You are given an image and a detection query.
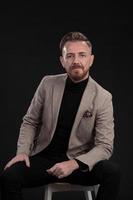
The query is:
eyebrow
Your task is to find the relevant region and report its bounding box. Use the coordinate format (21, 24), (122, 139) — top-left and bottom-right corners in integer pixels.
(66, 52), (88, 54)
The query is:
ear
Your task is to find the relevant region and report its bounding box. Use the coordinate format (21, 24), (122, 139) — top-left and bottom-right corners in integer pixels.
(90, 54), (94, 67)
(60, 56), (65, 69)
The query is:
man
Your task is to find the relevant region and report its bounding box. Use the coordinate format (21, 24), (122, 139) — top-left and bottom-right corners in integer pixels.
(0, 32), (121, 200)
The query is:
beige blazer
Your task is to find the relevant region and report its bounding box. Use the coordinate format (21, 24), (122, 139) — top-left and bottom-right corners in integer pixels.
(17, 73), (114, 170)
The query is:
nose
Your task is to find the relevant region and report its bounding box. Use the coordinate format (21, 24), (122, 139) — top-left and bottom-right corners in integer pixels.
(73, 55), (79, 64)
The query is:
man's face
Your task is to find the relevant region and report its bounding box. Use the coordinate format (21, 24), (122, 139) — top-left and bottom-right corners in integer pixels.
(60, 41), (94, 82)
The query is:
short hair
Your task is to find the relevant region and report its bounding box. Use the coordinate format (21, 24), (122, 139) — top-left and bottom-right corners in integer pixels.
(60, 32), (92, 54)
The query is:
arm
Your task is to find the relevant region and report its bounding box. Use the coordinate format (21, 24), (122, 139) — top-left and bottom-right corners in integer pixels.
(16, 77), (46, 155)
(75, 93), (114, 171)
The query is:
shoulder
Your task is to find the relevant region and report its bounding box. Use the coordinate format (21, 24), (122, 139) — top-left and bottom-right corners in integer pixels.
(38, 73), (67, 87)
(89, 76), (112, 99)
(89, 77), (113, 109)
(40, 73), (67, 84)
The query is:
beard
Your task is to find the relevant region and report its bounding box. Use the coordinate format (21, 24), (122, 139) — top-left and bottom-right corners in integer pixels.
(68, 64), (89, 81)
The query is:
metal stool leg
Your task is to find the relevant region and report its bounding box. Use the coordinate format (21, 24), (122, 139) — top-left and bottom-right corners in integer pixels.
(44, 185), (52, 200)
(84, 190), (93, 200)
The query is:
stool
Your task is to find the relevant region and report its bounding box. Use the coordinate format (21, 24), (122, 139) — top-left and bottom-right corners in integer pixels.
(44, 183), (99, 200)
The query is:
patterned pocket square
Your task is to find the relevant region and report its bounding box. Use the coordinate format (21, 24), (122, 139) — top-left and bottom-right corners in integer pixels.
(83, 110), (93, 118)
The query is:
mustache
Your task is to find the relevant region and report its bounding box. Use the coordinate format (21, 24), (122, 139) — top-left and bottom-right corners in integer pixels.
(70, 64), (84, 70)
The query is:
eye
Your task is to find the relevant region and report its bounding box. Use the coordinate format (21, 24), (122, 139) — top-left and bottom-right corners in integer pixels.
(67, 55), (72, 58)
(80, 54), (86, 57)
(66, 54), (73, 59)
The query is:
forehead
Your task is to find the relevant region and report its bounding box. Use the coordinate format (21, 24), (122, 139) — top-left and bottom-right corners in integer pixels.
(63, 41), (91, 54)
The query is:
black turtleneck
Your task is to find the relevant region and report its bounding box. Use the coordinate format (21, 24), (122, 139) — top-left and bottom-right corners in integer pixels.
(39, 76), (89, 171)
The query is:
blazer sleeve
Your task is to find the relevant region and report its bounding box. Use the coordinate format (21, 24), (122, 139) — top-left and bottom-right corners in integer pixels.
(75, 93), (114, 171)
(16, 77), (47, 155)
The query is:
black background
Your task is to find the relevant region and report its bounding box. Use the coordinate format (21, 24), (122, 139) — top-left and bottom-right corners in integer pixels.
(0, 2), (133, 200)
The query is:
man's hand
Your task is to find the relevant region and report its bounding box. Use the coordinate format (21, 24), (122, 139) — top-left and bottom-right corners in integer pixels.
(46, 159), (79, 179)
(4, 153), (30, 170)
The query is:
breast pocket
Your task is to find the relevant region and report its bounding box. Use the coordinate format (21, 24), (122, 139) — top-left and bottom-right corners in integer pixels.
(76, 116), (95, 143)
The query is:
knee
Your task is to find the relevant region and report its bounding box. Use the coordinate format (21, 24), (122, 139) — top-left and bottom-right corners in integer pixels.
(1, 168), (17, 185)
(0, 164), (23, 185)
(102, 160), (122, 182)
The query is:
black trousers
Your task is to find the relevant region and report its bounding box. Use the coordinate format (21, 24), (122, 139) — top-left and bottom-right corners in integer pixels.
(0, 153), (121, 200)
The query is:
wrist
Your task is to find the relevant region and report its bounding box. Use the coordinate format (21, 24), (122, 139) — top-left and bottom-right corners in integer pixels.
(74, 159), (89, 172)
(70, 159), (79, 170)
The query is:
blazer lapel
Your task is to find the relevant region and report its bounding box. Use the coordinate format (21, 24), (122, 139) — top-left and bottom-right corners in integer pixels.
(51, 74), (67, 135)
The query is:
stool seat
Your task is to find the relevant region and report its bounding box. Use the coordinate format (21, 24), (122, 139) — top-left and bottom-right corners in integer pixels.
(44, 183), (99, 200)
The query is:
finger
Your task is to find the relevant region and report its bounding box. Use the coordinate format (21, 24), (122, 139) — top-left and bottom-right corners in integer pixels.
(47, 165), (57, 175)
(4, 164), (9, 170)
(46, 169), (51, 174)
(58, 174), (64, 179)
(46, 168), (54, 174)
(4, 159), (16, 170)
(53, 168), (62, 177)
(25, 156), (30, 167)
(47, 165), (56, 173)
(4, 159), (14, 170)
